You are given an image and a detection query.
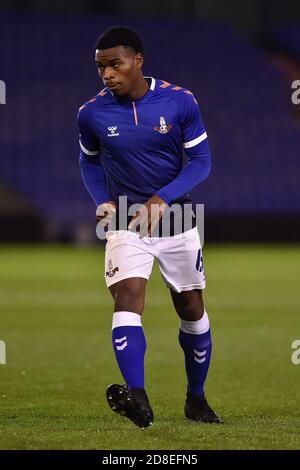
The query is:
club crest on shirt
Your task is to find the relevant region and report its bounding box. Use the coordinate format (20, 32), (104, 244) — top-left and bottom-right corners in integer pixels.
(106, 259), (119, 278)
(154, 116), (172, 134)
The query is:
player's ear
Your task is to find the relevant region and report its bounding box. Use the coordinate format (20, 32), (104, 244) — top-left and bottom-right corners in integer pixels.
(135, 53), (143, 69)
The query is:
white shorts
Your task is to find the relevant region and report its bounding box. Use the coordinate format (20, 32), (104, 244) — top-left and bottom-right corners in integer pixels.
(104, 227), (206, 293)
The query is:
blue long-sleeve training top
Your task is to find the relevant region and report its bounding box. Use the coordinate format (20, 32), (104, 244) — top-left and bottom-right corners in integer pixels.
(78, 76), (211, 207)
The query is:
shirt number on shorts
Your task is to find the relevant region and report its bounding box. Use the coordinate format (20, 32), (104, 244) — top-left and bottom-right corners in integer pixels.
(196, 249), (203, 272)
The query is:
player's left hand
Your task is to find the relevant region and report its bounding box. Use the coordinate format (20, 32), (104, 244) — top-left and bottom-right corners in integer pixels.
(128, 195), (168, 238)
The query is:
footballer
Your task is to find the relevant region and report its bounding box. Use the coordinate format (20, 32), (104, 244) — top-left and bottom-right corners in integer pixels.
(78, 26), (222, 428)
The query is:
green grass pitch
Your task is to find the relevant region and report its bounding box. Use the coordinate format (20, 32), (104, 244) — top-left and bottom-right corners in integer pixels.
(0, 244), (299, 450)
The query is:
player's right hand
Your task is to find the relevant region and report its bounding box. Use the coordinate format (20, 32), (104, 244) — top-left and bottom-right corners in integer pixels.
(96, 201), (117, 227)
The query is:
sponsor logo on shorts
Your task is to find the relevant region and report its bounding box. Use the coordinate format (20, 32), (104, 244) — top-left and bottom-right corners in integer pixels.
(106, 259), (119, 278)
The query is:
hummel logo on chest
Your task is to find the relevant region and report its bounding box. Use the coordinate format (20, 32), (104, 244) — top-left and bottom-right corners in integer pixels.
(107, 126), (119, 137)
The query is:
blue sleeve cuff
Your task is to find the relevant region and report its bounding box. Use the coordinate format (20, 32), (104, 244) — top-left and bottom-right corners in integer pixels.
(79, 151), (110, 206)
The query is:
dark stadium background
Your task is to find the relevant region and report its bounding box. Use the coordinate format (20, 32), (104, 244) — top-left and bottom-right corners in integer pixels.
(0, 0), (299, 452)
(0, 0), (300, 243)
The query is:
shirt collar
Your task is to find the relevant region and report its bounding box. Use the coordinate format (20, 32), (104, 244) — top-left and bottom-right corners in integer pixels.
(105, 76), (156, 104)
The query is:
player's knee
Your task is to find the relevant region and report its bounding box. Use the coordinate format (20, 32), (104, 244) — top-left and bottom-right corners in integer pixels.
(179, 304), (203, 321)
(172, 289), (204, 321)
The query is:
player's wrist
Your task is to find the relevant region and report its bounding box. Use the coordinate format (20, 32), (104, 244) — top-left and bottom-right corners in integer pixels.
(154, 192), (170, 206)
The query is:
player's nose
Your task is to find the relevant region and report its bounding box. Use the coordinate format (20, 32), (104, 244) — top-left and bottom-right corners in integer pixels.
(103, 67), (115, 81)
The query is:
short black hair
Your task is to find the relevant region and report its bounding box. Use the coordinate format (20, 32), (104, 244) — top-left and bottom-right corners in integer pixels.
(95, 26), (143, 54)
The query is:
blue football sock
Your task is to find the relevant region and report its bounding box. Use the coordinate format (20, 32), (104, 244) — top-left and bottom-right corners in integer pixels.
(179, 311), (212, 397)
(112, 311), (146, 390)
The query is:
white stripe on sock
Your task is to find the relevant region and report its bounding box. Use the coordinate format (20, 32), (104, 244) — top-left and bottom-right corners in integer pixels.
(180, 311), (210, 335)
(112, 311), (142, 330)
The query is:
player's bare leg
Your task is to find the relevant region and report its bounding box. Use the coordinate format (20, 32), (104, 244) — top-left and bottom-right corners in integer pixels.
(106, 277), (153, 428)
(109, 277), (146, 315)
(171, 289), (205, 321)
(170, 288), (222, 423)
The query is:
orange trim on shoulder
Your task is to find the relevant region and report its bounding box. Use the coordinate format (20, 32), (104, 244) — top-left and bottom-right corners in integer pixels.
(172, 86), (183, 91)
(98, 91), (107, 96)
(159, 80), (171, 88)
(184, 90), (193, 95)
(88, 98), (97, 103)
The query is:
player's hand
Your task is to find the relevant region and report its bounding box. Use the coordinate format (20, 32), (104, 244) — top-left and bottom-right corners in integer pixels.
(96, 201), (117, 227)
(128, 195), (167, 238)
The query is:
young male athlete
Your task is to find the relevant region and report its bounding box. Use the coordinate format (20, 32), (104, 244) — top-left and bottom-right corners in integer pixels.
(78, 26), (222, 428)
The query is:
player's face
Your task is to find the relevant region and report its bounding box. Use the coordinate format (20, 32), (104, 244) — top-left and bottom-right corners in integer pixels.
(95, 46), (143, 96)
